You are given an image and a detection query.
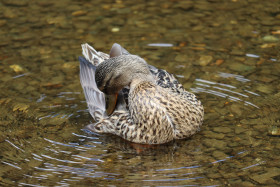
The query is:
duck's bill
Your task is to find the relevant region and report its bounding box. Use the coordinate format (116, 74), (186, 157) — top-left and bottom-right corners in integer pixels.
(105, 94), (118, 116)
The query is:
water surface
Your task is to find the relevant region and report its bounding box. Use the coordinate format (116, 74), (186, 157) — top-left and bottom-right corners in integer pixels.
(0, 0), (280, 186)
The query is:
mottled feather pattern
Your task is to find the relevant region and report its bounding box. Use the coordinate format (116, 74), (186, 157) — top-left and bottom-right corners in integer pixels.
(81, 43), (204, 144)
(87, 80), (203, 144)
(150, 66), (201, 106)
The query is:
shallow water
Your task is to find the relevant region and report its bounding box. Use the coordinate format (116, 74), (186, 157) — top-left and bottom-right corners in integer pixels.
(0, 0), (280, 186)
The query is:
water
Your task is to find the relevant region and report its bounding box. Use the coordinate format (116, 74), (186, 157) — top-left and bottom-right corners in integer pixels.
(0, 0), (279, 186)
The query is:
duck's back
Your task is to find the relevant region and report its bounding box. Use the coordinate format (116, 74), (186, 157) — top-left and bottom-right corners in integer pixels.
(128, 80), (203, 142)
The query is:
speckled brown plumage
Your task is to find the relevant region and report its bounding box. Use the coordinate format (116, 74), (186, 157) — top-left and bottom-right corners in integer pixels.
(79, 43), (204, 144)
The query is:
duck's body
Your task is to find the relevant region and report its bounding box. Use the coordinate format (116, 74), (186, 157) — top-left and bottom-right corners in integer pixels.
(79, 43), (203, 144)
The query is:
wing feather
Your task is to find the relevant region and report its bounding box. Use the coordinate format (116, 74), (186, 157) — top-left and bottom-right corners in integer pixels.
(79, 43), (130, 121)
(81, 43), (109, 65)
(79, 56), (106, 121)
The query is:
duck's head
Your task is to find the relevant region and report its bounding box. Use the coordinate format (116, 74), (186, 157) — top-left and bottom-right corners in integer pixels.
(95, 50), (153, 95)
(94, 43), (155, 115)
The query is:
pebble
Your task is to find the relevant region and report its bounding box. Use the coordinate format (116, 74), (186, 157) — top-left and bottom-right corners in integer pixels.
(0, 0), (279, 186)
(212, 127), (232, 134)
(250, 167), (280, 184)
(62, 62), (78, 73)
(262, 35), (279, 42)
(268, 126), (280, 136)
(215, 59), (224, 66)
(0, 20), (7, 27)
(203, 131), (225, 139)
(175, 54), (188, 62)
(116, 8), (131, 14)
(240, 118), (259, 125)
(9, 64), (24, 73)
(256, 84), (274, 94)
(235, 126), (247, 134)
(72, 10), (87, 16)
(260, 43), (277, 49)
(206, 172), (222, 179)
(257, 75), (278, 83)
(39, 116), (68, 127)
(198, 55), (213, 66)
(0, 40), (9, 46)
(19, 48), (39, 57)
(175, 1), (193, 10)
(212, 150), (228, 160)
(111, 27), (120, 32)
(12, 33), (34, 41)
(261, 18), (276, 26)
(73, 22), (88, 30)
(230, 104), (243, 116)
(2, 0), (28, 6)
(228, 62), (254, 72)
(230, 49), (244, 56)
(3, 8), (17, 18)
(204, 112), (220, 121)
(203, 138), (227, 149)
(13, 103), (29, 113)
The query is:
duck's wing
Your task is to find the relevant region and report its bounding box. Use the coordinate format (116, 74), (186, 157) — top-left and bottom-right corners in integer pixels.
(81, 42), (129, 64)
(79, 56), (106, 121)
(149, 65), (200, 105)
(148, 65), (184, 93)
(81, 43), (109, 65)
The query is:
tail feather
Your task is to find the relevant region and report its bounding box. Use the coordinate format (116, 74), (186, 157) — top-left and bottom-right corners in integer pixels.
(81, 43), (109, 65)
(79, 56), (106, 121)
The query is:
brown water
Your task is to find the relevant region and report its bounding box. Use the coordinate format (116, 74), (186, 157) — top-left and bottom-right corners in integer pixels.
(0, 0), (280, 186)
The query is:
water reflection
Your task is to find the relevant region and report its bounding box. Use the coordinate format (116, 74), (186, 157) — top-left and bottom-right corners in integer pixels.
(147, 43), (174, 47)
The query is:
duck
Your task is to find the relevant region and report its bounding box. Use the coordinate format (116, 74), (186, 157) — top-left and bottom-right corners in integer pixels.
(78, 43), (204, 144)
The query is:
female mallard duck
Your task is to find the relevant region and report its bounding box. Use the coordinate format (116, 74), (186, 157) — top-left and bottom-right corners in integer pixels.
(79, 43), (204, 144)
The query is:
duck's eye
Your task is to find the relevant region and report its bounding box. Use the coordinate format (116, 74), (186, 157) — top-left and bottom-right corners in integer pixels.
(105, 94), (118, 116)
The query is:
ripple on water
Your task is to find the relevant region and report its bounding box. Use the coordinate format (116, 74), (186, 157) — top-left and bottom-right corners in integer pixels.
(191, 72), (260, 108)
(0, 66), (277, 187)
(1, 0), (280, 185)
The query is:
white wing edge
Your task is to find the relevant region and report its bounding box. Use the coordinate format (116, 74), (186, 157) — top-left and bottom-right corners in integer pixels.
(81, 43), (109, 65)
(79, 56), (106, 121)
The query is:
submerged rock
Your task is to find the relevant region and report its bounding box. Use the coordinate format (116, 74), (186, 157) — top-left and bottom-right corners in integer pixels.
(0, 20), (7, 27)
(235, 126), (247, 134)
(72, 10), (87, 16)
(9, 64), (24, 73)
(13, 103), (29, 113)
(212, 150), (228, 160)
(198, 55), (213, 66)
(203, 131), (225, 139)
(250, 167), (280, 184)
(268, 126), (280, 136)
(203, 138), (227, 149)
(2, 0), (28, 6)
(175, 54), (188, 62)
(213, 127), (232, 134)
(256, 84), (275, 94)
(228, 62), (254, 72)
(262, 35), (279, 42)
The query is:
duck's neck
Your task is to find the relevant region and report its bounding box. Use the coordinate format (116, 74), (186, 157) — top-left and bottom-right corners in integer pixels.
(129, 74), (155, 92)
